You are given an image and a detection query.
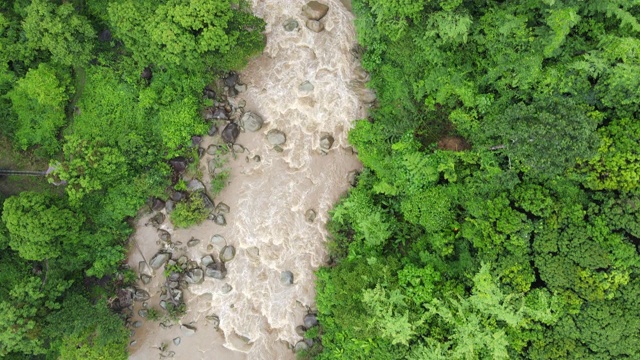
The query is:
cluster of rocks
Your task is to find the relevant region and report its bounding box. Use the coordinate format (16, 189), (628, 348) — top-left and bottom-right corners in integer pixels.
(283, 1), (330, 33)
(293, 312), (321, 353)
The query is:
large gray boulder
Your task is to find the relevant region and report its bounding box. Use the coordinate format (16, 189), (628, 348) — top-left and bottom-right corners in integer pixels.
(302, 1), (329, 20)
(306, 19), (324, 33)
(220, 245), (236, 262)
(241, 112), (264, 132)
(133, 289), (150, 302)
(149, 252), (170, 269)
(201, 255), (215, 267)
(303, 313), (318, 328)
(187, 179), (205, 192)
(267, 129), (286, 146)
(280, 270), (294, 285)
(180, 324), (197, 336)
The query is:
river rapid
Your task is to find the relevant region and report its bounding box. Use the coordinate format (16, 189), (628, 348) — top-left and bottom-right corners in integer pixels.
(128, 0), (368, 358)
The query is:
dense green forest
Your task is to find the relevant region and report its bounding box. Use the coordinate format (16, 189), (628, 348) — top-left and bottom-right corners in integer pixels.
(0, 0), (263, 358)
(312, 0), (640, 359)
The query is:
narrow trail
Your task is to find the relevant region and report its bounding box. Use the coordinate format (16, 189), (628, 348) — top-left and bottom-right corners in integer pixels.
(128, 1), (370, 359)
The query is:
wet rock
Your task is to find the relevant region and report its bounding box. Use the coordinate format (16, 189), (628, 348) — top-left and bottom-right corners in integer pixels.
(299, 81), (314, 92)
(305, 338), (314, 347)
(232, 144), (245, 153)
(211, 234), (226, 247)
(240, 112), (264, 132)
(222, 123), (240, 144)
(295, 325), (307, 336)
(158, 230), (171, 242)
(191, 136), (203, 147)
(151, 198), (165, 211)
(208, 159), (217, 175)
(235, 83), (247, 93)
(138, 309), (148, 318)
(185, 268), (204, 284)
(202, 107), (216, 120)
(208, 123), (218, 136)
(168, 281), (179, 289)
(360, 89), (377, 103)
(139, 261), (150, 274)
(198, 147), (205, 158)
(305, 209), (317, 223)
(303, 314), (318, 328)
(148, 212), (165, 227)
(206, 314), (220, 329)
(187, 238), (201, 247)
(273, 145), (284, 153)
(133, 289), (150, 302)
(221, 283), (233, 294)
(173, 337), (182, 346)
(201, 255), (215, 267)
(170, 191), (185, 202)
(267, 129), (286, 145)
(149, 252), (170, 269)
(187, 179), (205, 192)
(347, 170), (359, 187)
(165, 200), (175, 214)
(168, 272), (181, 282)
(197, 192), (215, 213)
(220, 245), (236, 262)
(320, 133), (334, 150)
(216, 202), (230, 214)
(140, 274), (152, 285)
(204, 262), (227, 279)
(207, 144), (218, 155)
(160, 300), (167, 309)
(203, 87), (216, 99)
(306, 19), (324, 32)
(280, 270), (294, 285)
(169, 157), (188, 172)
(283, 18), (299, 31)
(294, 340), (309, 353)
(215, 214), (227, 226)
(180, 324), (197, 336)
(303, 1), (329, 20)
(224, 72), (239, 88)
(129, 340), (137, 346)
(212, 107), (229, 120)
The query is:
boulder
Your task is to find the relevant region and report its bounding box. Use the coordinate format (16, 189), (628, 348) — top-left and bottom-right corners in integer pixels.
(138, 309), (148, 318)
(169, 157), (188, 172)
(206, 314), (220, 329)
(220, 245), (236, 262)
(132, 321), (143, 328)
(201, 255), (215, 267)
(197, 192), (215, 213)
(221, 283), (233, 294)
(208, 159), (217, 175)
(198, 147), (205, 158)
(347, 170), (359, 187)
(295, 325), (307, 336)
(170, 191), (185, 202)
(204, 262), (227, 279)
(224, 72), (239, 88)
(208, 123), (218, 136)
(139, 261), (150, 274)
(212, 108), (229, 120)
(173, 337), (182, 346)
(140, 274), (152, 285)
(151, 198), (165, 211)
(133, 289), (150, 302)
(222, 123), (240, 143)
(187, 238), (201, 247)
(185, 268), (204, 284)
(303, 314), (318, 328)
(158, 230), (171, 242)
(149, 252), (170, 269)
(207, 144), (218, 155)
(283, 18), (299, 32)
(305, 209), (317, 223)
(294, 340), (309, 353)
(148, 212), (165, 227)
(180, 324), (197, 336)
(203, 87), (216, 99)
(214, 214), (227, 226)
(299, 81), (314, 92)
(211, 234), (226, 247)
(280, 270), (294, 285)
(216, 202), (230, 214)
(320, 133), (334, 150)
(187, 179), (206, 192)
(302, 1), (329, 20)
(191, 136), (202, 147)
(267, 129), (286, 146)
(202, 107), (216, 120)
(306, 19), (324, 33)
(235, 83), (247, 93)
(165, 200), (175, 214)
(241, 112), (264, 132)
(232, 144), (245, 153)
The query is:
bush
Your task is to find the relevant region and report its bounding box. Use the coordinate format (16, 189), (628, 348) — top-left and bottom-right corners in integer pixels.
(170, 195), (208, 228)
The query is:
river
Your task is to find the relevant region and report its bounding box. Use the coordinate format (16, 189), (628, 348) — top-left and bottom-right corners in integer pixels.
(128, 0), (368, 358)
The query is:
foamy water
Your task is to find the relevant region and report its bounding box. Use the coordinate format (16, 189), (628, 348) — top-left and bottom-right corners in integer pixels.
(128, 1), (368, 358)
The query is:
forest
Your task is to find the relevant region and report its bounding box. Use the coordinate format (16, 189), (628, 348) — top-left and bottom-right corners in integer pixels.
(0, 0), (263, 358)
(311, 0), (640, 359)
(3, 0), (640, 359)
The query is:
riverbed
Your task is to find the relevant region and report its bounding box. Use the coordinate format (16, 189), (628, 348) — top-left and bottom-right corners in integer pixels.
(128, 1), (368, 358)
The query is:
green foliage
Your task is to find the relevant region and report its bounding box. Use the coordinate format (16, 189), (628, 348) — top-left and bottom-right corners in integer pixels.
(170, 195), (209, 228)
(2, 191), (83, 261)
(4, 63), (69, 155)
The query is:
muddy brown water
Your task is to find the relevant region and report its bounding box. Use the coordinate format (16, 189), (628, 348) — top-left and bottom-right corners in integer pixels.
(128, 1), (369, 359)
